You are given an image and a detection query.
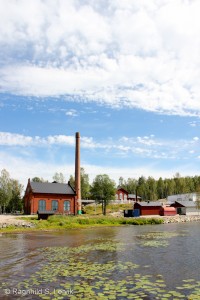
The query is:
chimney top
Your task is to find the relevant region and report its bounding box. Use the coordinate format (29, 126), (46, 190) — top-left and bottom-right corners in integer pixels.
(76, 132), (80, 138)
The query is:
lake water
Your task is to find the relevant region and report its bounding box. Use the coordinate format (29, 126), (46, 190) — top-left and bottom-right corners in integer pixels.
(0, 223), (200, 299)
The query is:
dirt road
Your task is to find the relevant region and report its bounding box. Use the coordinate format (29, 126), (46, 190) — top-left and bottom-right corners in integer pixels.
(0, 215), (33, 226)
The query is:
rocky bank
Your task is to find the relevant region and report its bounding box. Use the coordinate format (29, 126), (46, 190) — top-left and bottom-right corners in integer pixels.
(162, 215), (200, 224)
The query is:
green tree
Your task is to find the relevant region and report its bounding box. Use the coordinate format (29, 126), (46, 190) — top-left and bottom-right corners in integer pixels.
(32, 177), (46, 182)
(173, 173), (187, 194)
(157, 177), (165, 199)
(118, 176), (125, 188)
(52, 172), (66, 183)
(6, 179), (23, 213)
(193, 176), (200, 191)
(126, 178), (138, 194)
(163, 178), (176, 197)
(184, 176), (194, 193)
(68, 168), (91, 199)
(69, 174), (75, 188)
(91, 174), (116, 215)
(80, 168), (90, 199)
(0, 169), (12, 213)
(137, 176), (148, 200)
(146, 176), (157, 200)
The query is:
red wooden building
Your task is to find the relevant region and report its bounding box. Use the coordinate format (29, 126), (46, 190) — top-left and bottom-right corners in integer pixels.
(160, 206), (176, 216)
(116, 188), (141, 202)
(24, 179), (77, 216)
(134, 201), (162, 216)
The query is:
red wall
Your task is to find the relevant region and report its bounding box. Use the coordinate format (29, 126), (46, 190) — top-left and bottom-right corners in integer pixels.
(134, 203), (161, 215)
(160, 207), (176, 216)
(24, 192), (77, 215)
(140, 207), (161, 215)
(116, 188), (128, 201)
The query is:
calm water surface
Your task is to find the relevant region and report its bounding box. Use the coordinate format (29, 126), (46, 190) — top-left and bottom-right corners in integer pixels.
(0, 223), (200, 299)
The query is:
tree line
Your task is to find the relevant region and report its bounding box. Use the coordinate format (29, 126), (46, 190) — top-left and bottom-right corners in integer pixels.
(1, 167), (200, 214)
(118, 172), (200, 200)
(32, 170), (200, 203)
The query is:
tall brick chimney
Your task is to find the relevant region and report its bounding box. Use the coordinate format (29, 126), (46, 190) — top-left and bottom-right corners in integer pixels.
(75, 132), (81, 214)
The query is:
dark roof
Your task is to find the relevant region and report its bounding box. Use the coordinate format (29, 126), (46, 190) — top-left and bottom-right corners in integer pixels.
(174, 200), (196, 207)
(117, 188), (128, 193)
(30, 181), (75, 195)
(135, 201), (162, 207)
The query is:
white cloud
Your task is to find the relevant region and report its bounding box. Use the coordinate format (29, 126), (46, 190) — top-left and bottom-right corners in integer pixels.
(1, 0), (200, 116)
(0, 132), (33, 146)
(65, 109), (78, 117)
(0, 132), (75, 147)
(0, 132), (200, 161)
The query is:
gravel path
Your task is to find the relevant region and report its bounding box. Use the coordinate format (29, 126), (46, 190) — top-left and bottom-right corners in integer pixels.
(0, 215), (34, 227)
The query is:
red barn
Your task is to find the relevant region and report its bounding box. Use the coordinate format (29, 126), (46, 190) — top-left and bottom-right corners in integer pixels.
(134, 201), (162, 216)
(24, 179), (77, 215)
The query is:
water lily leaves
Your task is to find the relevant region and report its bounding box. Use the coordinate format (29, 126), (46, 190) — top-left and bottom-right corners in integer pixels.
(1, 238), (200, 299)
(142, 240), (169, 247)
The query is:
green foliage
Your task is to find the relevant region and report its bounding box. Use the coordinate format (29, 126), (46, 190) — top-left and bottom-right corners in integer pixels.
(52, 172), (66, 183)
(0, 169), (23, 213)
(118, 173), (200, 200)
(32, 177), (47, 182)
(69, 168), (90, 199)
(91, 174), (116, 215)
(80, 168), (90, 199)
(6, 179), (23, 212)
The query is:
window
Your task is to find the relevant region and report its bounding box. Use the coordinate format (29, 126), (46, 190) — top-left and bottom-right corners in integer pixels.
(39, 200), (46, 211)
(64, 200), (71, 212)
(52, 200), (58, 211)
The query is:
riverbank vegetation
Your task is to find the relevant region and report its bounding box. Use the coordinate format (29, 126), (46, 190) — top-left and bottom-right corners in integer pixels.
(0, 215), (164, 233)
(34, 215), (164, 229)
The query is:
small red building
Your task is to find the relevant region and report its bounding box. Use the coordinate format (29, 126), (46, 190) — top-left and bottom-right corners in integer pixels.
(134, 201), (162, 216)
(116, 188), (141, 202)
(24, 179), (77, 215)
(160, 206), (177, 216)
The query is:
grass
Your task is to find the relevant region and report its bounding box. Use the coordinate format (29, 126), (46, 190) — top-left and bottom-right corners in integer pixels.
(0, 215), (163, 233)
(0, 204), (164, 232)
(83, 203), (133, 215)
(17, 215), (163, 231)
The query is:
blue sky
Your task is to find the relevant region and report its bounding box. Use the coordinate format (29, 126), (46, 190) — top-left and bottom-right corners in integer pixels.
(1, 0), (200, 188)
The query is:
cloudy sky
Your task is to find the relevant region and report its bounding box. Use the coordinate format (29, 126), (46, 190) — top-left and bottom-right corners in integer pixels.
(1, 0), (200, 188)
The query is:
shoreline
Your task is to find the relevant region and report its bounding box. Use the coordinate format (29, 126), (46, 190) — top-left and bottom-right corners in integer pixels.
(0, 214), (200, 233)
(162, 214), (200, 224)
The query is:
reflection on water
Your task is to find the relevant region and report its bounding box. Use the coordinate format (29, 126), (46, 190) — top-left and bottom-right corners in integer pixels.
(0, 223), (200, 299)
